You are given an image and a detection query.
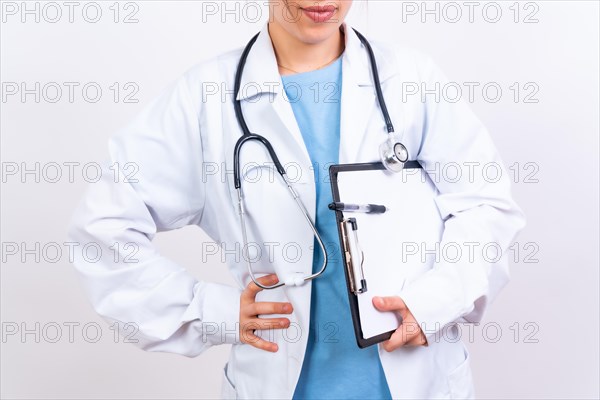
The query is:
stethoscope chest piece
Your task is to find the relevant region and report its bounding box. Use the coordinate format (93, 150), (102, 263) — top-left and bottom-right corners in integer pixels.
(379, 137), (409, 173)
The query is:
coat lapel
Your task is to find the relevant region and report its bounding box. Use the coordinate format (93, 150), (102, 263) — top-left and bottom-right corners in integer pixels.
(338, 23), (379, 164)
(235, 22), (311, 169)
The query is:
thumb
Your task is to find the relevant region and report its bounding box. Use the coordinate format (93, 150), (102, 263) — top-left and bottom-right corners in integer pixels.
(372, 296), (405, 311)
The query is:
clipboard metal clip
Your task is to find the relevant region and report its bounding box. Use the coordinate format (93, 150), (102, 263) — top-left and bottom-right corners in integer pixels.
(340, 217), (368, 295)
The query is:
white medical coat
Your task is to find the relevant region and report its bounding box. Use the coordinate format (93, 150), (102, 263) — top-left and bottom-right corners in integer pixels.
(68, 21), (526, 399)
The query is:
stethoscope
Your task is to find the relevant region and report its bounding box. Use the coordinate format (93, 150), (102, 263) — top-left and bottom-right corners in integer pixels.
(233, 28), (409, 290)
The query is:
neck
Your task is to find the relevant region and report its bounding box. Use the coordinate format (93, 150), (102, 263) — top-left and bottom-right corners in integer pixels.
(268, 23), (345, 75)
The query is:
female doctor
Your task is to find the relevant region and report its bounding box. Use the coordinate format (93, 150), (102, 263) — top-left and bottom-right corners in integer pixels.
(68, 1), (526, 399)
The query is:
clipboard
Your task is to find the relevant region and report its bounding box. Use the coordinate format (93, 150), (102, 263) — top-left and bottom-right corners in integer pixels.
(329, 161), (444, 348)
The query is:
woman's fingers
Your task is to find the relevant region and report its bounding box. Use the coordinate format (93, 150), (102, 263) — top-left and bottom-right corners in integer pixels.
(372, 295), (427, 351)
(239, 274), (293, 353)
(243, 317), (291, 331)
(241, 332), (279, 353)
(372, 295), (407, 312)
(247, 301), (293, 317)
(406, 331), (428, 346)
(241, 274), (279, 304)
(239, 318), (290, 353)
(382, 320), (423, 351)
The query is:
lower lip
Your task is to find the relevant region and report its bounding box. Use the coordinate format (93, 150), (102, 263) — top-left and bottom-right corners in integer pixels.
(302, 8), (336, 23)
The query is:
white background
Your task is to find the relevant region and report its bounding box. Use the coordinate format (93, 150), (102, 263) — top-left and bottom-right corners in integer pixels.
(1, 1), (599, 398)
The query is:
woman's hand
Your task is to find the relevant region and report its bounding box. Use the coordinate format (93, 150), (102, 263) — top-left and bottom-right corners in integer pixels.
(239, 274), (293, 352)
(373, 296), (428, 351)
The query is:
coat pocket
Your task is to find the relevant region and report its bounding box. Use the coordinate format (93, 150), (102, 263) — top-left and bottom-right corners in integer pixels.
(221, 362), (237, 400)
(447, 344), (475, 399)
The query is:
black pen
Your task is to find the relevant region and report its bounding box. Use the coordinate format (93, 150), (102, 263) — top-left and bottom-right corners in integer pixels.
(328, 202), (388, 214)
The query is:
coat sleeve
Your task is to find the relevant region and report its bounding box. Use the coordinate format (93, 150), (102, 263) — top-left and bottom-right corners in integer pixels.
(67, 70), (242, 357)
(397, 54), (527, 339)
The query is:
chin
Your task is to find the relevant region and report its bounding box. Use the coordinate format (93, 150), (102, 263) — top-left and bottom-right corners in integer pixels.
(294, 22), (343, 45)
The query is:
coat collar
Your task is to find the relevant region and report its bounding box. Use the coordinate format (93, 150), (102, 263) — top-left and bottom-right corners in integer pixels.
(235, 21), (387, 101)
(234, 20), (397, 164)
